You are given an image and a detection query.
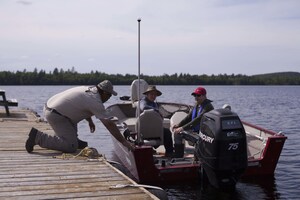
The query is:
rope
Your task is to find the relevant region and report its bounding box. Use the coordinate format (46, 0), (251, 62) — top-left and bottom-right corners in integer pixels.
(53, 147), (103, 160)
(109, 183), (164, 191)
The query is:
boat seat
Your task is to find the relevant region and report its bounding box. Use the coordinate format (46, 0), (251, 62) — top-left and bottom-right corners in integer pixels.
(170, 111), (188, 128)
(136, 109), (164, 147)
(130, 79), (148, 107)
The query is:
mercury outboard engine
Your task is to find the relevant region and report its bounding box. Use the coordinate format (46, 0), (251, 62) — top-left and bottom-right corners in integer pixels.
(195, 108), (248, 190)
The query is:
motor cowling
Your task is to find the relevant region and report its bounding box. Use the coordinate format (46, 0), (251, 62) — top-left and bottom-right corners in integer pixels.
(195, 108), (248, 189)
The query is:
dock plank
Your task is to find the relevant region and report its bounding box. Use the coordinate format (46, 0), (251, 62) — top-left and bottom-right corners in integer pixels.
(0, 109), (158, 200)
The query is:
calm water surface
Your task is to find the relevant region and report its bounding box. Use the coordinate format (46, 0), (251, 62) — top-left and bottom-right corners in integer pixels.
(2, 85), (299, 200)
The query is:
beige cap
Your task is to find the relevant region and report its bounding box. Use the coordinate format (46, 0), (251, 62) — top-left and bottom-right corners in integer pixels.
(97, 80), (117, 96)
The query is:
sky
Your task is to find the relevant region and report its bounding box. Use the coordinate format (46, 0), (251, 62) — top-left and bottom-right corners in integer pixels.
(0, 0), (299, 76)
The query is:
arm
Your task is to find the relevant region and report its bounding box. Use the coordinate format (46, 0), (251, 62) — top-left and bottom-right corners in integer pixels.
(172, 110), (193, 133)
(173, 102), (214, 134)
(181, 103), (213, 131)
(86, 117), (95, 133)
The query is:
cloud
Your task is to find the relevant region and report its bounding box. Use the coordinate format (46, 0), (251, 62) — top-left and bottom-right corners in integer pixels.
(0, 0), (299, 75)
(16, 0), (32, 6)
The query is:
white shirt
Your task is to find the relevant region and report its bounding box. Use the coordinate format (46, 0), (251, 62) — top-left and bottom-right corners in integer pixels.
(47, 86), (110, 123)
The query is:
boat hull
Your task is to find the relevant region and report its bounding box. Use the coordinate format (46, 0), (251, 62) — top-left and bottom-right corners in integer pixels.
(109, 120), (287, 184)
(242, 121), (287, 177)
(111, 135), (200, 184)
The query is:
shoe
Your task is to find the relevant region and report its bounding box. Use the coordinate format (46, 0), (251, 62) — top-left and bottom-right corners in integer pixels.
(77, 138), (88, 149)
(25, 127), (38, 153)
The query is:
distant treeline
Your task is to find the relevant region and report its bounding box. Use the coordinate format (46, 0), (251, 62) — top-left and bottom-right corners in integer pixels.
(0, 68), (300, 85)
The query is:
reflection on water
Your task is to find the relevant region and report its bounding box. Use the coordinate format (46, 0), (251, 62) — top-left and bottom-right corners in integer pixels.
(162, 176), (278, 200)
(1, 85), (299, 199)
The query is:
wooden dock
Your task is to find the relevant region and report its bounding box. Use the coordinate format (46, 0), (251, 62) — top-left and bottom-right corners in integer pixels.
(0, 108), (158, 200)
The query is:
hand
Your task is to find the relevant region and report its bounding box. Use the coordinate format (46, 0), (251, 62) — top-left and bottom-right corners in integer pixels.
(125, 142), (135, 151)
(89, 121), (96, 133)
(174, 127), (183, 134)
(172, 124), (179, 131)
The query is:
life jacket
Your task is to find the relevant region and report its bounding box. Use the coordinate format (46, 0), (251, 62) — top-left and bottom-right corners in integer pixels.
(191, 105), (203, 132)
(140, 97), (159, 112)
(148, 101), (159, 110)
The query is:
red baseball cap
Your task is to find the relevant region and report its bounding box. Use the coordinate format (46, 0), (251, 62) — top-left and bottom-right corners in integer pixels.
(191, 87), (206, 96)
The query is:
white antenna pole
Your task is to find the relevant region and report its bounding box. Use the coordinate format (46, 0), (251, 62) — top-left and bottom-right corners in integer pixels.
(137, 18), (142, 144)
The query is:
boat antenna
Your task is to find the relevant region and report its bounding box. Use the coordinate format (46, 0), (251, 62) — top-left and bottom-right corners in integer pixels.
(137, 18), (142, 145)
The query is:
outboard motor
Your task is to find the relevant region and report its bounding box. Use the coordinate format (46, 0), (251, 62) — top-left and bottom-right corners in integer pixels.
(195, 108), (247, 190)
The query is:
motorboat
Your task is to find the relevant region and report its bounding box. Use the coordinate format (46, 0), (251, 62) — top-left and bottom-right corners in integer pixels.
(105, 79), (287, 188)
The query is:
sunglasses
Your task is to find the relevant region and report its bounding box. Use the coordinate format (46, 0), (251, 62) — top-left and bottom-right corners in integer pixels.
(193, 94), (202, 97)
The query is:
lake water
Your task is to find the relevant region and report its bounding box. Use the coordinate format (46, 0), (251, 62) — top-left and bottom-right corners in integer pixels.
(2, 85), (299, 200)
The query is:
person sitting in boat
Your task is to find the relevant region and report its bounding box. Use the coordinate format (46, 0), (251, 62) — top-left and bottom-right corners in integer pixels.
(139, 85), (174, 157)
(172, 86), (214, 158)
(25, 80), (133, 153)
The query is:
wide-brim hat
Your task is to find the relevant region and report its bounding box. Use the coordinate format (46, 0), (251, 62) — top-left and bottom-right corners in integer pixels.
(143, 85), (162, 96)
(97, 80), (118, 96)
